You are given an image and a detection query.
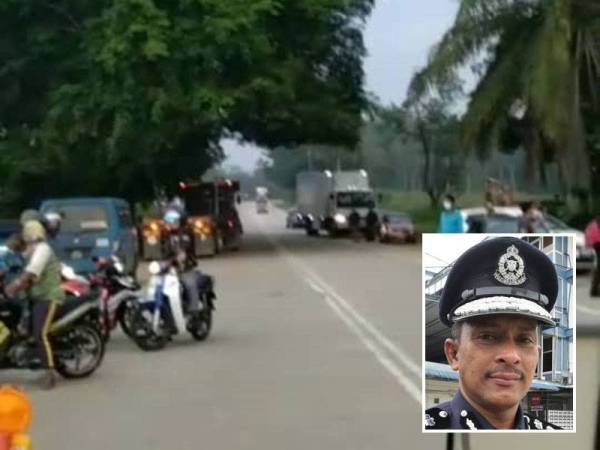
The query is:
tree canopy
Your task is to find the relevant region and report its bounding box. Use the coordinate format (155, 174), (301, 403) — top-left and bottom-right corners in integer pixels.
(0, 0), (374, 211)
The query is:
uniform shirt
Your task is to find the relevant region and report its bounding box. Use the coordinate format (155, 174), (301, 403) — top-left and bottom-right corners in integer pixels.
(24, 241), (65, 303)
(425, 390), (561, 430)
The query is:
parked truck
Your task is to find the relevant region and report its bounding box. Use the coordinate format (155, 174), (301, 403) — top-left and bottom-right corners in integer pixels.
(296, 170), (376, 236)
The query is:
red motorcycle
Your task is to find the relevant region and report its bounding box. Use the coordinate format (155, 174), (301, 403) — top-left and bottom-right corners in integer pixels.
(61, 257), (140, 342)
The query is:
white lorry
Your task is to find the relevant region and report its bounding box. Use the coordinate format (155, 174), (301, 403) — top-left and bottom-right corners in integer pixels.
(255, 186), (269, 214)
(296, 170), (376, 236)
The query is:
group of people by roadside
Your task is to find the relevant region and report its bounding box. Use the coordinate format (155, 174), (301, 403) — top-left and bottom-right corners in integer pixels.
(348, 208), (380, 242)
(437, 193), (600, 298)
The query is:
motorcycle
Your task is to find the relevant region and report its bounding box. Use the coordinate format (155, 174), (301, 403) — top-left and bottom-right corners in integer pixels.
(0, 273), (105, 379)
(61, 257), (141, 342)
(130, 260), (215, 351)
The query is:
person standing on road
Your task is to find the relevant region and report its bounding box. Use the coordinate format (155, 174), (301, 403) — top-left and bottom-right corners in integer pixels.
(5, 220), (64, 390)
(365, 208), (379, 242)
(519, 202), (544, 233)
(348, 210), (361, 242)
(585, 215), (600, 297)
(425, 237), (561, 430)
(438, 195), (463, 233)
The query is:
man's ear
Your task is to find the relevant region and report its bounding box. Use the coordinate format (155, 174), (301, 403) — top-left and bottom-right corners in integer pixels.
(444, 338), (460, 371)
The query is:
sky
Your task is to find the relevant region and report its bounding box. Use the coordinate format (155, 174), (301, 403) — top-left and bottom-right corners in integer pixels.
(422, 234), (487, 273)
(222, 0), (459, 172)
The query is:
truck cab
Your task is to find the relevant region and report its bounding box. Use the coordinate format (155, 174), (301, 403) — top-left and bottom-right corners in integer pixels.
(296, 170), (376, 236)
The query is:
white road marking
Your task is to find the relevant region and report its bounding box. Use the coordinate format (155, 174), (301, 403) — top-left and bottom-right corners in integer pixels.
(251, 209), (422, 404)
(577, 304), (600, 316)
(317, 283), (421, 403)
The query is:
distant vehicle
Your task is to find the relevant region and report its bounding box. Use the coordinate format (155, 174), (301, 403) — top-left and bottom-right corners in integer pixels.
(255, 186), (269, 214)
(379, 212), (416, 243)
(461, 207), (595, 271)
(40, 198), (139, 275)
(286, 208), (304, 229)
(296, 170), (376, 236)
(256, 198), (268, 214)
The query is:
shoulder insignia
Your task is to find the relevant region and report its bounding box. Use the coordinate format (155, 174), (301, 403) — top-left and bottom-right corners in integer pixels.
(524, 413), (562, 430)
(425, 407), (451, 430)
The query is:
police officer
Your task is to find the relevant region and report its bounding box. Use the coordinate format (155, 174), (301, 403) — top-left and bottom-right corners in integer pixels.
(425, 237), (562, 430)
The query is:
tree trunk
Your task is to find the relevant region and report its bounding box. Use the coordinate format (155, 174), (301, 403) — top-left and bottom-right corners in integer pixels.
(522, 123), (543, 192)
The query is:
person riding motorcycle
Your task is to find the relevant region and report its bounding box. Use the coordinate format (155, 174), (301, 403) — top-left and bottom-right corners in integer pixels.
(162, 209), (204, 315)
(42, 210), (62, 240)
(4, 219), (65, 389)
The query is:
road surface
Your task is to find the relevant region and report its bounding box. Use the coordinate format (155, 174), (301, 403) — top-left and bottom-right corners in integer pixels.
(3, 203), (598, 449)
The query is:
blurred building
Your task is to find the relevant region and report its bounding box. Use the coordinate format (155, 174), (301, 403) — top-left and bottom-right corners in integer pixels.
(424, 235), (574, 429)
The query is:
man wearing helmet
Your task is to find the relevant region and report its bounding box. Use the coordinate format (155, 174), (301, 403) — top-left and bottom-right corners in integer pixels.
(5, 215), (65, 389)
(42, 210), (63, 240)
(163, 208), (203, 315)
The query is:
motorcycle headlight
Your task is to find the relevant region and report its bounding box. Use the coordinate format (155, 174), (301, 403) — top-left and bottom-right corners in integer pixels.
(148, 261), (161, 275)
(334, 214), (347, 224)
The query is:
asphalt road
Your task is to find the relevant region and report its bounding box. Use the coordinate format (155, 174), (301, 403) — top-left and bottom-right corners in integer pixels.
(3, 202), (599, 449)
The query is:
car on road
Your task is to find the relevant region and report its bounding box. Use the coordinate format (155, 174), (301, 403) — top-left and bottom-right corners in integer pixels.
(379, 212), (415, 243)
(461, 206), (596, 271)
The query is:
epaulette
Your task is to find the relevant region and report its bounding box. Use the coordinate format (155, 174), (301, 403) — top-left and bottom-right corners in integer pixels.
(424, 407), (451, 430)
(524, 413), (562, 430)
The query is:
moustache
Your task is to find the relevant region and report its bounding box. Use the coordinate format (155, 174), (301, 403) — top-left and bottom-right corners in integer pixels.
(485, 366), (525, 380)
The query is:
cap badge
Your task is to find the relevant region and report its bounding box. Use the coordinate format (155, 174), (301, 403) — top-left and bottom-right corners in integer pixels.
(494, 245), (526, 285)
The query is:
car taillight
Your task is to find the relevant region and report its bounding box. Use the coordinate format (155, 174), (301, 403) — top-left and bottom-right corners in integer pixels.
(143, 221), (162, 238)
(193, 219), (211, 235)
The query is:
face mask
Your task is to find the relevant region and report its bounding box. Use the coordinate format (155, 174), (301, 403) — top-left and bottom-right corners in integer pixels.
(443, 201), (452, 210)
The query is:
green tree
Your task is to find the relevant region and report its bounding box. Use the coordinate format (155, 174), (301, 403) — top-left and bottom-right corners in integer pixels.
(407, 0), (600, 197)
(0, 0), (374, 212)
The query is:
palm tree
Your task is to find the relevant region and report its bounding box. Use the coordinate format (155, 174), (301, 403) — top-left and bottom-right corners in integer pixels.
(407, 0), (600, 195)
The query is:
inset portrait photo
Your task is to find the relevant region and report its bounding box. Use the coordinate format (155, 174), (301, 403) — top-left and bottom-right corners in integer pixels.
(423, 234), (575, 432)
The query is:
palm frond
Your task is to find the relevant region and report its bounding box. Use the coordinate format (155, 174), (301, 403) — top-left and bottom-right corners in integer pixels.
(406, 0), (536, 103)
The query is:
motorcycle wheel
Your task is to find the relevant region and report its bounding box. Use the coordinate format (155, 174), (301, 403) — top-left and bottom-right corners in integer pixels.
(189, 309), (212, 341)
(54, 324), (105, 379)
(130, 308), (169, 351)
(117, 300), (137, 338)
